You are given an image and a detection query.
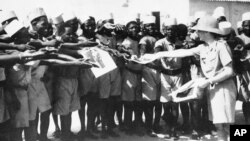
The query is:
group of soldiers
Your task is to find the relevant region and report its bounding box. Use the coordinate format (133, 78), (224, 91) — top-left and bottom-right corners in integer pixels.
(0, 5), (250, 141)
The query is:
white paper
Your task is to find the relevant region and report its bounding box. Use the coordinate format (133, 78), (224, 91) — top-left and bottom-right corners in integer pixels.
(79, 47), (117, 78)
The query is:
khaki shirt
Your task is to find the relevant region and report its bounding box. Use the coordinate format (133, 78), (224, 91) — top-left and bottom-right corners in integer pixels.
(194, 40), (232, 78)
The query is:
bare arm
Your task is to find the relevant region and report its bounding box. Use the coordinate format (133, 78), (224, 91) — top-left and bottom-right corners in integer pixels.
(155, 48), (197, 59)
(0, 42), (35, 51)
(0, 54), (22, 64)
(60, 41), (98, 49)
(139, 47), (199, 64)
(40, 59), (93, 68)
(59, 48), (82, 58)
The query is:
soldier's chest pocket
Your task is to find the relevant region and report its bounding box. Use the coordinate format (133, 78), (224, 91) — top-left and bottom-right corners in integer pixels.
(201, 54), (217, 65)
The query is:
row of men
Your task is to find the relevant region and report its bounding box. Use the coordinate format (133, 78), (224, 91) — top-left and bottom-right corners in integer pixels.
(0, 6), (250, 141)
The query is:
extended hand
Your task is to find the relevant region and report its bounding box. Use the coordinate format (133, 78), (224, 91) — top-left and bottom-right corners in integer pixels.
(16, 44), (36, 51)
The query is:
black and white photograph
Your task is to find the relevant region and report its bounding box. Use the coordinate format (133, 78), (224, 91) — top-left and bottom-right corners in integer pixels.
(0, 0), (250, 141)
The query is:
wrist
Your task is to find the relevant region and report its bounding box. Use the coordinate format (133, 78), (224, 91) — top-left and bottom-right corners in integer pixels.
(15, 44), (20, 49)
(208, 78), (215, 86)
(18, 53), (23, 60)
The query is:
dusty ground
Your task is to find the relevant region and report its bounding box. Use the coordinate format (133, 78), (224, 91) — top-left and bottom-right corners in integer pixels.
(41, 101), (245, 141)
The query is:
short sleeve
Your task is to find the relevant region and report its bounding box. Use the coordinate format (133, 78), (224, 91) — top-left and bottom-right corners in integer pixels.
(139, 37), (147, 45)
(190, 44), (203, 57)
(218, 42), (232, 67)
(121, 39), (129, 49)
(154, 39), (163, 50)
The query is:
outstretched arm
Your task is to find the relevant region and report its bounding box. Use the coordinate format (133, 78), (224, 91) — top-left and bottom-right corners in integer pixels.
(0, 42), (35, 51)
(138, 47), (200, 64)
(40, 59), (93, 68)
(154, 48), (198, 59)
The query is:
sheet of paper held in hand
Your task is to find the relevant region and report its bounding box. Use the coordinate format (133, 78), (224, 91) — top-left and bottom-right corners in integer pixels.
(79, 47), (117, 78)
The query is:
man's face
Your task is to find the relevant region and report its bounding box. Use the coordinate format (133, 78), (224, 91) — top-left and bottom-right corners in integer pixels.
(65, 18), (79, 33)
(162, 25), (177, 39)
(14, 28), (30, 44)
(82, 20), (96, 36)
(144, 23), (155, 35)
(243, 20), (250, 37)
(127, 23), (139, 38)
(32, 16), (49, 37)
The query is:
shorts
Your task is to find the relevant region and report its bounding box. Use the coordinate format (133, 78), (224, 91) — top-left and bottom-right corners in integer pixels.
(53, 77), (80, 115)
(78, 69), (97, 97)
(160, 73), (183, 103)
(0, 88), (9, 123)
(121, 69), (142, 102)
(28, 78), (51, 120)
(97, 73), (111, 99)
(110, 69), (121, 96)
(142, 67), (160, 101)
(7, 87), (29, 128)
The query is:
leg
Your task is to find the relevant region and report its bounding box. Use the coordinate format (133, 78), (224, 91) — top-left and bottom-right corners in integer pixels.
(85, 93), (99, 139)
(162, 102), (172, 128)
(10, 128), (23, 141)
(60, 113), (72, 140)
(242, 101), (250, 124)
(180, 101), (190, 133)
(143, 101), (154, 133)
(107, 97), (119, 137)
(99, 99), (109, 139)
(190, 100), (202, 139)
(115, 98), (123, 127)
(170, 102), (179, 139)
(215, 124), (227, 141)
(134, 101), (143, 127)
(153, 101), (162, 133)
(40, 110), (51, 141)
(0, 120), (11, 141)
(25, 119), (37, 141)
(134, 101), (145, 136)
(123, 101), (133, 135)
(52, 114), (61, 137)
(78, 96), (87, 136)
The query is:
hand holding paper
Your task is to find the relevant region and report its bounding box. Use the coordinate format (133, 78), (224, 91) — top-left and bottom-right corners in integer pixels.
(169, 78), (205, 103)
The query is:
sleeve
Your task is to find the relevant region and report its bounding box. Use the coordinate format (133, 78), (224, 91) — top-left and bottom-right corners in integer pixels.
(121, 40), (128, 48)
(139, 37), (147, 45)
(218, 42), (233, 67)
(190, 45), (202, 57)
(154, 39), (163, 50)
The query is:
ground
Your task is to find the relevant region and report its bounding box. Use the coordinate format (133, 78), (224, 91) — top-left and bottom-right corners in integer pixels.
(41, 101), (245, 141)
